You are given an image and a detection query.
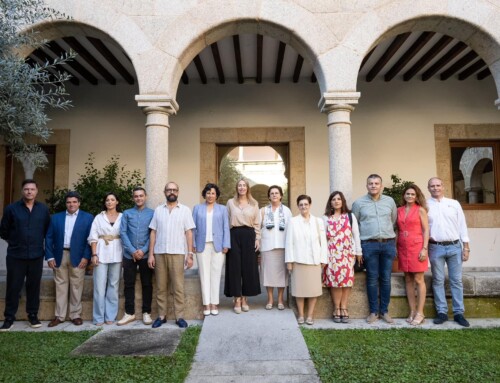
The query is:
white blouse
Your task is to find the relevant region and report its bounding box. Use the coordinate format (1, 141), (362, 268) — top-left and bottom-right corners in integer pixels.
(259, 204), (292, 252)
(88, 211), (123, 264)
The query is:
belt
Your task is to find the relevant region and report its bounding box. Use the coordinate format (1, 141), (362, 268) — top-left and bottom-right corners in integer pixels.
(98, 234), (120, 245)
(429, 239), (459, 246)
(362, 238), (395, 243)
(63, 247), (70, 251)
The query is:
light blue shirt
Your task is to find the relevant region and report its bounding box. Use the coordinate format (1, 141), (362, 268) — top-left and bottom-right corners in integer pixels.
(120, 206), (154, 259)
(352, 194), (397, 241)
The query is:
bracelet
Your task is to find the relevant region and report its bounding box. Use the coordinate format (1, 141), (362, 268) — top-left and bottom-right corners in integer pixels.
(92, 254), (97, 257)
(188, 252), (194, 257)
(422, 247), (428, 250)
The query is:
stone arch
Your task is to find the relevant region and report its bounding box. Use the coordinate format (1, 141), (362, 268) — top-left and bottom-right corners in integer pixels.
(20, 2), (150, 92)
(459, 147), (494, 203)
(320, 0), (500, 102)
(154, 0), (336, 98)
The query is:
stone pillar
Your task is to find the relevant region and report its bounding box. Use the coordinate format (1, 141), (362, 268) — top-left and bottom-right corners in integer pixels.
(319, 92), (360, 204)
(136, 95), (179, 208)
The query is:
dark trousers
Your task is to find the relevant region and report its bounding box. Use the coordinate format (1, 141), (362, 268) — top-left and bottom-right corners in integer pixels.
(224, 226), (261, 297)
(122, 257), (153, 315)
(4, 255), (44, 320)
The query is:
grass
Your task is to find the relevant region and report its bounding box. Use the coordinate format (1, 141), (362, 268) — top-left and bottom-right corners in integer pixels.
(302, 328), (500, 383)
(0, 326), (201, 383)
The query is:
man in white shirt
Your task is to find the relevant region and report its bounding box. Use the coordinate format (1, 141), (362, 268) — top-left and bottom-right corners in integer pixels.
(427, 177), (470, 327)
(148, 182), (195, 328)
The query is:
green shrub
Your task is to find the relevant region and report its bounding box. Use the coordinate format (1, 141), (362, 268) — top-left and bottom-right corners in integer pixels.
(382, 174), (414, 207)
(46, 153), (144, 215)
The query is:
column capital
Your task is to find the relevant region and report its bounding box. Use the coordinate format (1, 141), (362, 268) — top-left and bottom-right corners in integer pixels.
(135, 94), (179, 115)
(319, 91), (361, 113)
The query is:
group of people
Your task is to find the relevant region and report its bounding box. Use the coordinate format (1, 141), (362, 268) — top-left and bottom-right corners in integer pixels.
(0, 173), (471, 331)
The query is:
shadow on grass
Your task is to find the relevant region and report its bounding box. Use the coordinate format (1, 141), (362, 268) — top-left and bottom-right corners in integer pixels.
(0, 326), (201, 383)
(302, 328), (500, 383)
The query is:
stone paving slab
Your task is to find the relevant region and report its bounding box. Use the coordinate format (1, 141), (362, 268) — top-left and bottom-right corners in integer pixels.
(71, 328), (182, 357)
(188, 360), (318, 376)
(186, 373), (320, 383)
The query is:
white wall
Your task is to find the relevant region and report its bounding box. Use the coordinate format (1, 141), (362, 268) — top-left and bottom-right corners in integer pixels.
(41, 77), (500, 268)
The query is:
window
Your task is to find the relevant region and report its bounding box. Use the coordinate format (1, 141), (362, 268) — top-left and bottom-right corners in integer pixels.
(450, 140), (500, 209)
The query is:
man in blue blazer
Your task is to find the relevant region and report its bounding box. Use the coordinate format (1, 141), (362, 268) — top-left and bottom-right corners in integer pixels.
(45, 191), (94, 326)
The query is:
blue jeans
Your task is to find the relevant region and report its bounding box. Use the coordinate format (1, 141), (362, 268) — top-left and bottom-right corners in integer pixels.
(429, 242), (464, 315)
(93, 262), (121, 324)
(361, 240), (396, 314)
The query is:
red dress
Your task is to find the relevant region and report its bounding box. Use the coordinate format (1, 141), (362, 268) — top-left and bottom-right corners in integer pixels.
(397, 204), (428, 272)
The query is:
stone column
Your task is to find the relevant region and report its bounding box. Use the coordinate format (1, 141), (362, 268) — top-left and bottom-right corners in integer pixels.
(136, 95), (179, 208)
(319, 92), (360, 204)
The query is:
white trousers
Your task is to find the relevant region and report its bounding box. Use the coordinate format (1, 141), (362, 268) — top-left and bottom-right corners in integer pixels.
(197, 242), (225, 305)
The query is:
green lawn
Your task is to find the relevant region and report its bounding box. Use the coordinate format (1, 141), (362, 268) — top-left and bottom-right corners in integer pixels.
(0, 326), (200, 383)
(302, 328), (500, 383)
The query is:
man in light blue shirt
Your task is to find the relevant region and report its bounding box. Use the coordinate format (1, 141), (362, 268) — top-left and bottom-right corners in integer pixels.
(118, 187), (154, 326)
(352, 174), (397, 324)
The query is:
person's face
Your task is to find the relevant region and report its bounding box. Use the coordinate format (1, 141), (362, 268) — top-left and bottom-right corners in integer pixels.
(133, 190), (147, 208)
(428, 178), (444, 199)
(205, 188), (217, 204)
(404, 188), (417, 205)
(330, 194), (343, 211)
(237, 181), (247, 197)
(366, 177), (383, 197)
(165, 183), (179, 202)
(105, 195), (118, 210)
(269, 188), (282, 204)
(22, 183), (38, 201)
(66, 197), (80, 214)
(297, 199), (310, 217)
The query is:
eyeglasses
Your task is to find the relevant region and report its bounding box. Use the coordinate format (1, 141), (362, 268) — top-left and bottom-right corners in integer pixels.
(165, 189), (178, 193)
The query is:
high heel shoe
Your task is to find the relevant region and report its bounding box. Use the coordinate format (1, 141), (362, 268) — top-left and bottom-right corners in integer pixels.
(406, 311), (416, 323)
(241, 297), (250, 312)
(233, 297), (242, 314)
(340, 307), (349, 324)
(410, 313), (425, 326)
(333, 307), (341, 323)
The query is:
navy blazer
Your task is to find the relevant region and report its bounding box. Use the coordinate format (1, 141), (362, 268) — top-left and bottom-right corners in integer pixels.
(192, 203), (230, 253)
(45, 210), (94, 267)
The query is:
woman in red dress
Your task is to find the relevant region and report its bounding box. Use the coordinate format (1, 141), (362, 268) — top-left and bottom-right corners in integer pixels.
(397, 184), (429, 326)
(322, 191), (362, 323)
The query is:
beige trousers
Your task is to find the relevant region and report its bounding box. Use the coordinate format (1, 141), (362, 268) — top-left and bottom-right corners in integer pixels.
(155, 253), (185, 319)
(54, 250), (86, 320)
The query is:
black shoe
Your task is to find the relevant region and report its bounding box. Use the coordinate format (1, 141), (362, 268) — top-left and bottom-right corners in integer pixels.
(152, 317), (166, 328)
(433, 313), (448, 325)
(0, 319), (14, 332)
(28, 314), (42, 328)
(454, 314), (470, 327)
(176, 318), (188, 328)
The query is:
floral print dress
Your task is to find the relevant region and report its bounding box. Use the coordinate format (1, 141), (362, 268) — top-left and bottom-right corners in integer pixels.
(322, 214), (355, 288)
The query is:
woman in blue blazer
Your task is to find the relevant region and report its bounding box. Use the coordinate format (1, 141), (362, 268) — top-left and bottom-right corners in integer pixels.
(192, 183), (230, 316)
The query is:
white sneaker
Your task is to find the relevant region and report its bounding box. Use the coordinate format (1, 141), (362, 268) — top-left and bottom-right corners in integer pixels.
(142, 312), (153, 325)
(117, 313), (136, 326)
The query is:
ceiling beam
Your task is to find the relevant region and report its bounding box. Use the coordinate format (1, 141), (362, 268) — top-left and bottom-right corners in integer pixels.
(46, 41), (98, 85)
(458, 59), (486, 80)
(232, 35), (244, 84)
(256, 34), (263, 84)
(181, 71), (189, 84)
(384, 31), (435, 81)
(403, 35), (453, 81)
(210, 42), (225, 84)
(193, 55), (207, 84)
(421, 41), (467, 81)
(293, 55), (304, 83)
(477, 67), (491, 80)
(87, 37), (134, 84)
(440, 50), (478, 80)
(30, 50), (80, 86)
(274, 41), (286, 83)
(62, 37), (116, 85)
(366, 32), (411, 82)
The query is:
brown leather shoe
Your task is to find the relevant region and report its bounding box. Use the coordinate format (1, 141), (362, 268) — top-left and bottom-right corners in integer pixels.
(72, 318), (83, 326)
(48, 318), (63, 327)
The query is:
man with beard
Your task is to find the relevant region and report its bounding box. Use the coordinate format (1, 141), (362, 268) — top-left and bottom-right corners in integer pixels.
(148, 182), (195, 328)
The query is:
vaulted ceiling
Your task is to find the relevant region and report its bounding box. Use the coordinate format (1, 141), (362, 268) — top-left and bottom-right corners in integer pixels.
(28, 31), (491, 87)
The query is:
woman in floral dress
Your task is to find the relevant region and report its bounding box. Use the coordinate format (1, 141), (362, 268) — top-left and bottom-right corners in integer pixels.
(322, 191), (362, 323)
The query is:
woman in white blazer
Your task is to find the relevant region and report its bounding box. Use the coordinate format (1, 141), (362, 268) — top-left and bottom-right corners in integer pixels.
(285, 194), (327, 325)
(192, 183), (230, 316)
